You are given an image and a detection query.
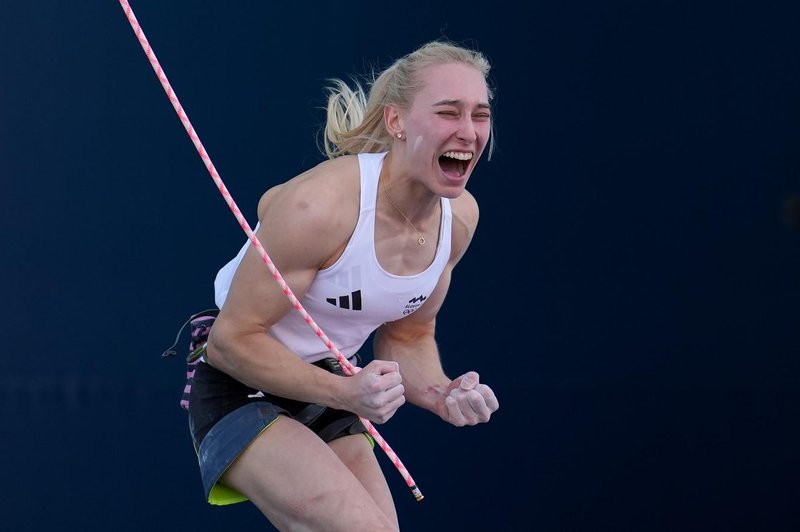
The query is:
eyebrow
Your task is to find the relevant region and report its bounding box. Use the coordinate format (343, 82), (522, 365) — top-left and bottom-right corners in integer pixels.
(433, 99), (491, 109)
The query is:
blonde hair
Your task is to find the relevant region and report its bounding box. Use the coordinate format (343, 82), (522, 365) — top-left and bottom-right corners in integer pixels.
(321, 40), (495, 160)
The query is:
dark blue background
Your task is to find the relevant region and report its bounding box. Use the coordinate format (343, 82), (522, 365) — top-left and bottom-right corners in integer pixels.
(2, 1), (798, 530)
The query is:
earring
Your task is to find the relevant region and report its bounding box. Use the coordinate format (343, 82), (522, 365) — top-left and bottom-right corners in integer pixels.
(396, 132), (403, 139)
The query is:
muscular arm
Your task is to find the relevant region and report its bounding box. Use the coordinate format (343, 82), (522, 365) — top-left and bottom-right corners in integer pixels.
(206, 164), (349, 407)
(372, 266), (454, 417)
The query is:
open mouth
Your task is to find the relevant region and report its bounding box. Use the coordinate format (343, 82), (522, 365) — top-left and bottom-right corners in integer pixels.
(438, 151), (473, 178)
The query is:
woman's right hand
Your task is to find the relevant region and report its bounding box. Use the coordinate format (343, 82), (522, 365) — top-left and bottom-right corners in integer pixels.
(345, 360), (405, 423)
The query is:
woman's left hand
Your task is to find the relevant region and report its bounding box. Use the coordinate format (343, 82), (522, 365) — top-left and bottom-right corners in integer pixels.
(441, 371), (499, 426)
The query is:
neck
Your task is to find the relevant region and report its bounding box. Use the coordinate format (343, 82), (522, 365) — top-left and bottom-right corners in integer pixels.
(379, 168), (441, 247)
(379, 155), (439, 223)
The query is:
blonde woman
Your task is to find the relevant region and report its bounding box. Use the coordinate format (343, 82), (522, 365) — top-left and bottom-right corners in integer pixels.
(188, 40), (500, 531)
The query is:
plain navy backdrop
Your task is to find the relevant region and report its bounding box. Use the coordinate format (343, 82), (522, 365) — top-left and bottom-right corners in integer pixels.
(2, 1), (798, 531)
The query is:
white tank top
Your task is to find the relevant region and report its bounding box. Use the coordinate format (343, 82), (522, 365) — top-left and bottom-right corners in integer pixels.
(213, 152), (452, 363)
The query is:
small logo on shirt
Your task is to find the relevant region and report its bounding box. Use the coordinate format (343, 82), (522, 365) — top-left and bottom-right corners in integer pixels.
(403, 295), (427, 315)
(326, 290), (362, 311)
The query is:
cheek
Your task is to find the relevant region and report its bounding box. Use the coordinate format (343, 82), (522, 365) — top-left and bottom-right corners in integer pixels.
(410, 134), (425, 155)
(477, 123), (492, 141)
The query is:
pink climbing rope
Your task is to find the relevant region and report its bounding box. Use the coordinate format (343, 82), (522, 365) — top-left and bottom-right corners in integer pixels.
(118, 0), (423, 501)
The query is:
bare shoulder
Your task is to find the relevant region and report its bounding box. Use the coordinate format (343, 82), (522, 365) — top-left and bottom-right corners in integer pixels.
(258, 156), (360, 218)
(255, 156), (361, 267)
(448, 189), (480, 262)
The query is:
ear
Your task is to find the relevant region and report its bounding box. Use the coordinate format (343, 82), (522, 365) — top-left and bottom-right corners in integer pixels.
(384, 104), (403, 137)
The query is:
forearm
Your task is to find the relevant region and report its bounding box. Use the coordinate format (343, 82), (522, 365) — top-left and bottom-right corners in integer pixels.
(206, 322), (347, 409)
(373, 327), (451, 417)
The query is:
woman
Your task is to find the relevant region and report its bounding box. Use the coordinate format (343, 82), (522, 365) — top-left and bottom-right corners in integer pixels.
(189, 39), (500, 531)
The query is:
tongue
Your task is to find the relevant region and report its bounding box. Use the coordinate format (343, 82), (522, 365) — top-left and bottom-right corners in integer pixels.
(439, 156), (464, 177)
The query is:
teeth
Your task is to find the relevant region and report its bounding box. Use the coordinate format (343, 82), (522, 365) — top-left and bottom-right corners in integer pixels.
(442, 151), (473, 161)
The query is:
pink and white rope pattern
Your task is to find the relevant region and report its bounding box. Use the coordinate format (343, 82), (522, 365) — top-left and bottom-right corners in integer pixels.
(118, 0), (422, 501)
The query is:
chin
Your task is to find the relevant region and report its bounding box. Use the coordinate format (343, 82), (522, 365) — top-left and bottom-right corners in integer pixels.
(436, 178), (471, 199)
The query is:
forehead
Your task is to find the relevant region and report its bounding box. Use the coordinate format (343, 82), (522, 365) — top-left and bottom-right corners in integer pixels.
(413, 62), (489, 106)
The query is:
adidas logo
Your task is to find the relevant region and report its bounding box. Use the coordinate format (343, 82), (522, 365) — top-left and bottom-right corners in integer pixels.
(326, 290), (362, 310)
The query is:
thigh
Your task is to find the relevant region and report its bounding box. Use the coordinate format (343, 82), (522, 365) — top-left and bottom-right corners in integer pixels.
(221, 416), (398, 532)
(329, 434), (398, 529)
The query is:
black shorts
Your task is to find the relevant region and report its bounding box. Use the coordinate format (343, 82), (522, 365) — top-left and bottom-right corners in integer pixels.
(187, 356), (368, 505)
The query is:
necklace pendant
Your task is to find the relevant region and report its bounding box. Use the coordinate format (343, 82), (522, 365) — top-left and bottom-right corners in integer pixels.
(417, 236), (425, 245)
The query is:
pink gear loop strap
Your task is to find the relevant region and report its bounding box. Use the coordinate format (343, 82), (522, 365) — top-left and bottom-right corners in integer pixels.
(118, 0), (423, 501)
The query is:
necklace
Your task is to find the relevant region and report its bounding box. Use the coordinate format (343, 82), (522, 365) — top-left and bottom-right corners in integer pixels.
(383, 186), (427, 246)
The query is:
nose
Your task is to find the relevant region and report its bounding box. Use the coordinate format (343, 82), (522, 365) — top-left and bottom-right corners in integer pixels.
(456, 116), (478, 143)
